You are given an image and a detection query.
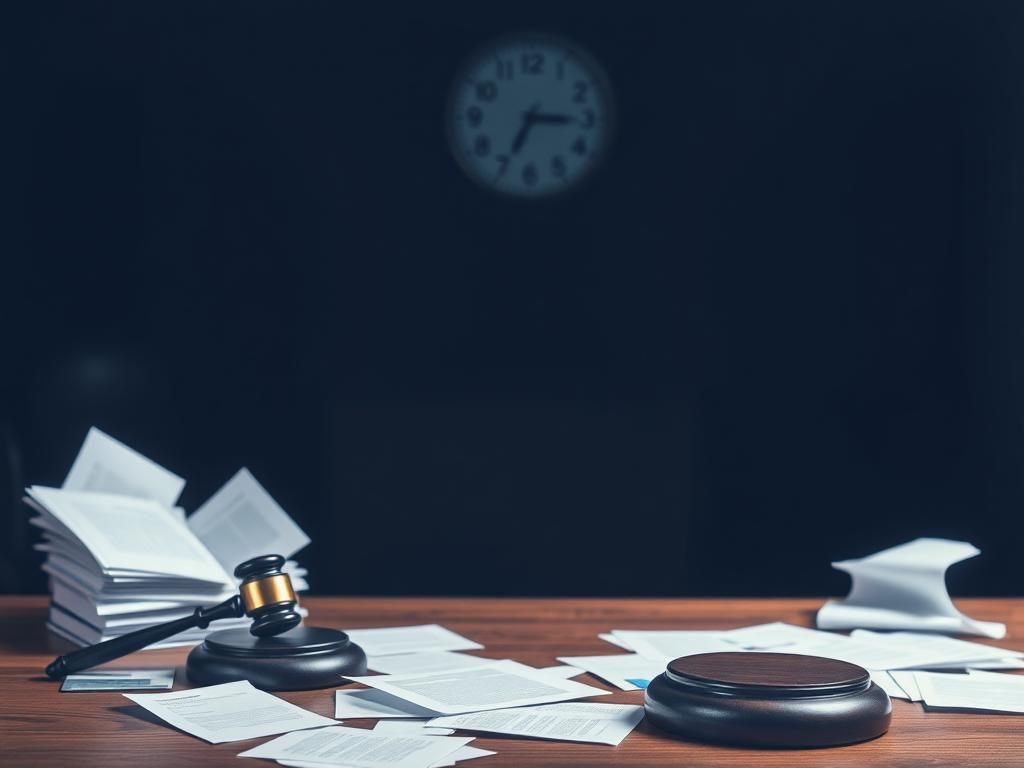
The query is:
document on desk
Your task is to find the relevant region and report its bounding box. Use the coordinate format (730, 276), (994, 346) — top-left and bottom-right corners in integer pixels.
(915, 670), (1024, 713)
(608, 630), (733, 661)
(63, 426), (185, 508)
(374, 719), (457, 736)
(186, 468), (310, 572)
(344, 624), (484, 657)
(61, 668), (175, 692)
(850, 630), (1024, 668)
(335, 688), (443, 719)
(344, 659), (610, 715)
(237, 725), (474, 768)
(123, 680), (336, 743)
(556, 654), (666, 690)
(368, 651), (495, 675)
(816, 538), (1006, 638)
(429, 702), (645, 745)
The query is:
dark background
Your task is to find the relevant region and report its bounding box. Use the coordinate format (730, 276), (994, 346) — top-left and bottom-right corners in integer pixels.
(4, 1), (1023, 597)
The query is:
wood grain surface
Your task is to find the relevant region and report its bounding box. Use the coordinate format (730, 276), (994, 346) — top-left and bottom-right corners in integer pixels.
(1, 596), (1022, 767)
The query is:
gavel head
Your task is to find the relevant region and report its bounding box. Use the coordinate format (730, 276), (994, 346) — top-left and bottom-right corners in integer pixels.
(234, 554), (302, 637)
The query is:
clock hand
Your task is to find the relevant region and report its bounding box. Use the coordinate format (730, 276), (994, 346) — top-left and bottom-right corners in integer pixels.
(511, 103), (543, 154)
(529, 113), (574, 125)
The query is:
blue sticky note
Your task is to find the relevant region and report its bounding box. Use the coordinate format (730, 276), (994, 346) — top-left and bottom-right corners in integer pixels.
(625, 678), (650, 689)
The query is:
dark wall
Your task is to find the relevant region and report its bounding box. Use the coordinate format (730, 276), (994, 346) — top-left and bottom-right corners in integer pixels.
(5, 1), (1024, 596)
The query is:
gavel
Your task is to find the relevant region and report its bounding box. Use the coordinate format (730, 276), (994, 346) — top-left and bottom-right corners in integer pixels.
(45, 554), (301, 680)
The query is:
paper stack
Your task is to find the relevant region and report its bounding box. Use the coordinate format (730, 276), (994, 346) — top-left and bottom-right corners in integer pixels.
(28, 427), (311, 648)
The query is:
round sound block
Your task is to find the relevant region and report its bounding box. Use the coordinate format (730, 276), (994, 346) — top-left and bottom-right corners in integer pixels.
(186, 626), (367, 691)
(644, 652), (892, 748)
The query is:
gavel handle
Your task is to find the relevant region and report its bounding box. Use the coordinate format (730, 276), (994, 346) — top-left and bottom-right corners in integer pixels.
(45, 595), (244, 680)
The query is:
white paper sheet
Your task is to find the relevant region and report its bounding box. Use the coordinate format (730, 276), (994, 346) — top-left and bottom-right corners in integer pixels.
(556, 654), (665, 690)
(373, 719), (457, 736)
(368, 652), (494, 675)
(335, 688), (442, 719)
(721, 622), (833, 649)
(599, 633), (634, 651)
(29, 487), (230, 584)
(608, 630), (733, 661)
(279, 745), (495, 768)
(429, 702), (644, 745)
(889, 671), (923, 701)
(61, 668), (175, 692)
(817, 538), (1006, 638)
(343, 659), (610, 716)
(63, 427), (185, 508)
(123, 680), (335, 743)
(187, 468), (310, 572)
(237, 726), (473, 768)
(536, 665), (585, 679)
(850, 630), (1024, 668)
(915, 670), (1024, 713)
(344, 625), (483, 657)
(868, 671), (908, 700)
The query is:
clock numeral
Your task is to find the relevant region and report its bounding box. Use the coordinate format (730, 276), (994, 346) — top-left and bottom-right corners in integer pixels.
(580, 109), (595, 129)
(572, 137), (588, 156)
(496, 59), (514, 80)
(467, 105), (483, 128)
(495, 154), (510, 177)
(522, 163), (539, 187)
(473, 135), (491, 157)
(521, 53), (544, 75)
(551, 155), (567, 179)
(573, 80), (589, 103)
(475, 81), (497, 102)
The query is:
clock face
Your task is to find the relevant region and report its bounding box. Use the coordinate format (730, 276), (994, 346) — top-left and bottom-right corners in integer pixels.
(447, 35), (613, 198)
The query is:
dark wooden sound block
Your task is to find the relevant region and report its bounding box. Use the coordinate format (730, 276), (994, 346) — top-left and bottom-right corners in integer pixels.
(186, 626), (367, 691)
(644, 652), (892, 748)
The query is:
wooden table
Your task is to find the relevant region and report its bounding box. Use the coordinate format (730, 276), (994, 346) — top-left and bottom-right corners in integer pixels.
(1, 596), (1022, 767)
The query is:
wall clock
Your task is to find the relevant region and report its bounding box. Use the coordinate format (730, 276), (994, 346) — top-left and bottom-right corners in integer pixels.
(446, 34), (614, 198)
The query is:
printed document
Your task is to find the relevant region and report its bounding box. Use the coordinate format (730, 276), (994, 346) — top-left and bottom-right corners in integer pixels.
(237, 725), (473, 768)
(335, 688), (442, 719)
(344, 659), (610, 715)
(429, 702), (645, 745)
(368, 652), (494, 675)
(915, 670), (1024, 713)
(344, 624), (483, 657)
(816, 538), (1006, 638)
(279, 745), (495, 768)
(608, 630), (733, 661)
(63, 427), (185, 508)
(28, 487), (230, 584)
(187, 468), (310, 572)
(373, 719), (456, 736)
(556, 654), (665, 690)
(123, 680), (336, 743)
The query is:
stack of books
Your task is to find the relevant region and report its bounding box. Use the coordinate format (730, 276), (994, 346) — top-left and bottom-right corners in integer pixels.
(26, 428), (310, 649)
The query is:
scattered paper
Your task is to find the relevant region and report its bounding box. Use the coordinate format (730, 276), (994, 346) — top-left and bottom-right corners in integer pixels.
(536, 665), (585, 680)
(63, 427), (185, 508)
(280, 745), (495, 768)
(889, 670), (922, 701)
(123, 680), (335, 743)
(61, 668), (175, 692)
(368, 652), (494, 675)
(817, 538), (1006, 638)
(374, 719), (456, 736)
(186, 468), (310, 572)
(237, 725), (473, 768)
(722, 622), (829, 649)
(599, 633), (634, 651)
(344, 625), (483, 657)
(851, 630), (1024, 668)
(915, 670), (1024, 713)
(343, 659), (610, 716)
(556, 654), (665, 691)
(608, 630), (733, 661)
(869, 671), (909, 700)
(335, 688), (441, 719)
(429, 702), (644, 745)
